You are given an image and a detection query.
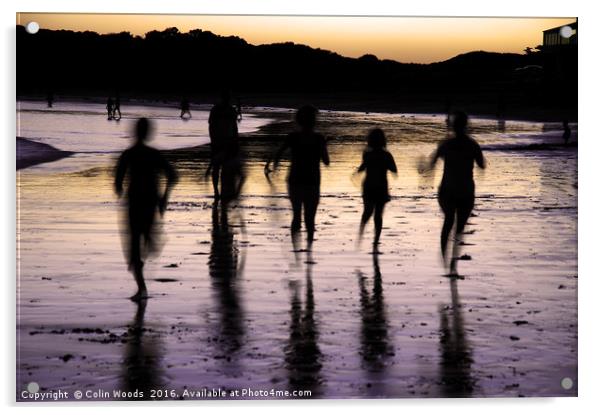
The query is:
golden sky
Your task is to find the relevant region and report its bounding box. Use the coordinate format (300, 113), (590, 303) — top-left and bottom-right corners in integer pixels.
(17, 13), (575, 63)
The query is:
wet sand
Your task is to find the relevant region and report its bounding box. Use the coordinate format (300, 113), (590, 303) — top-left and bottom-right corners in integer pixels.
(16, 108), (577, 400)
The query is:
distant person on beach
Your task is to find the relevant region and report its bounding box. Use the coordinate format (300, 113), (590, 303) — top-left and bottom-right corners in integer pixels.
(114, 118), (178, 301)
(356, 128), (397, 250)
(562, 120), (571, 145)
(425, 111), (485, 276)
(46, 92), (54, 108)
(106, 97), (114, 120)
(236, 98), (243, 122)
(180, 97), (191, 119)
(113, 94), (122, 120)
(264, 105), (330, 247)
(207, 90), (240, 200)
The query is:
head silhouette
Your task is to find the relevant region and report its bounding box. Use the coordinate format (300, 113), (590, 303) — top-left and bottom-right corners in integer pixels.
(452, 111), (468, 136)
(367, 128), (386, 150)
(220, 89), (232, 104)
(135, 118), (153, 143)
(295, 105), (318, 131)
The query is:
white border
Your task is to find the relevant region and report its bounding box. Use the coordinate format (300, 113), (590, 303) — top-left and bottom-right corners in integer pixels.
(3, 1), (601, 414)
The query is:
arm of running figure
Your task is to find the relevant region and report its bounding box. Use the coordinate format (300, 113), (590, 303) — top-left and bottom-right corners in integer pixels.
(264, 139), (289, 177)
(321, 137), (330, 166)
(114, 152), (128, 197)
(389, 153), (398, 176)
(160, 158), (179, 216)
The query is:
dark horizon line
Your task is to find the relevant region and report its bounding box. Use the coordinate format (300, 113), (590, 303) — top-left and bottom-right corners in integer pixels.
(16, 24), (529, 66)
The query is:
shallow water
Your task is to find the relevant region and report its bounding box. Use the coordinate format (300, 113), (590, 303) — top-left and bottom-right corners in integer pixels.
(16, 103), (577, 400)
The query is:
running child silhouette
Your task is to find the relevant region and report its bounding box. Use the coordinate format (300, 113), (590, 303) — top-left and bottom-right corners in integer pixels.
(356, 128), (397, 251)
(264, 106), (330, 249)
(115, 118), (178, 301)
(426, 111), (485, 276)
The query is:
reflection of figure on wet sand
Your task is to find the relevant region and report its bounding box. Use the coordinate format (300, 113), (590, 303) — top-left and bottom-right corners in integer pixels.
(208, 203), (246, 360)
(356, 128), (397, 251)
(357, 253), (392, 393)
(115, 118), (178, 301)
(562, 120), (571, 146)
(438, 278), (474, 397)
(426, 111), (485, 276)
(285, 252), (322, 396)
(265, 106), (330, 250)
(208, 90), (240, 200)
(121, 299), (163, 398)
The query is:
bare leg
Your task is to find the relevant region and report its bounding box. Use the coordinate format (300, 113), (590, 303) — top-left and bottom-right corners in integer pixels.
(451, 200), (474, 275)
(289, 188), (302, 233)
(212, 163), (221, 200)
(373, 203), (385, 247)
(440, 208), (455, 271)
(304, 193), (319, 247)
(129, 230), (148, 301)
(359, 201), (375, 244)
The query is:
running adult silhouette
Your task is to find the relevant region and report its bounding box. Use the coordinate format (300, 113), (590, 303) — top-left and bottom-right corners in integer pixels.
(428, 111), (485, 276)
(115, 118), (178, 301)
(264, 105), (330, 248)
(208, 90), (240, 200)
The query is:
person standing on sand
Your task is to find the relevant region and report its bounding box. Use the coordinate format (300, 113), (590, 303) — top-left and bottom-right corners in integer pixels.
(264, 105), (330, 249)
(115, 118), (178, 301)
(207, 90), (240, 200)
(423, 111), (485, 276)
(113, 94), (122, 120)
(356, 128), (398, 251)
(562, 120), (571, 146)
(106, 97), (114, 120)
(180, 97), (191, 119)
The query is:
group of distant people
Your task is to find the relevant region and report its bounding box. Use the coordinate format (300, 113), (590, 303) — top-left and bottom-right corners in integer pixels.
(114, 93), (486, 301)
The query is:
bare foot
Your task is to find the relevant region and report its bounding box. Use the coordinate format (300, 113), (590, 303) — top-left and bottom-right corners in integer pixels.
(130, 289), (149, 302)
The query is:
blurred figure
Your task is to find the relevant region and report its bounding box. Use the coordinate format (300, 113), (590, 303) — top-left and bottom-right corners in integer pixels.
(113, 93), (122, 120)
(106, 96), (114, 120)
(562, 119), (571, 146)
(115, 118), (178, 301)
(208, 90), (240, 200)
(46, 91), (54, 108)
(236, 97), (243, 122)
(180, 96), (191, 119)
(356, 128), (397, 250)
(264, 106), (330, 249)
(427, 111), (485, 276)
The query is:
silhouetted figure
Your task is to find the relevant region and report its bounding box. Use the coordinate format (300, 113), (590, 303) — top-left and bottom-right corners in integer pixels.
(428, 111), (485, 276)
(120, 299), (164, 399)
(46, 91), (54, 108)
(356, 252), (392, 395)
(438, 278), (474, 397)
(106, 97), (114, 120)
(265, 106), (330, 248)
(357, 129), (397, 250)
(236, 97), (243, 122)
(562, 119), (571, 145)
(115, 118), (178, 301)
(285, 251), (322, 396)
(180, 97), (191, 119)
(113, 94), (122, 120)
(444, 97), (452, 127)
(208, 90), (239, 200)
